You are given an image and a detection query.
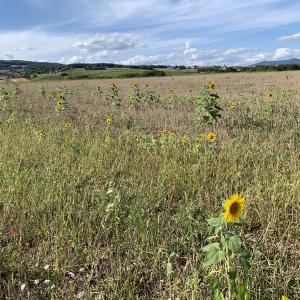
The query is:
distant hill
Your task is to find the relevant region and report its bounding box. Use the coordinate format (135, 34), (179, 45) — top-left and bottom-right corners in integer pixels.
(0, 60), (168, 79)
(252, 58), (300, 66)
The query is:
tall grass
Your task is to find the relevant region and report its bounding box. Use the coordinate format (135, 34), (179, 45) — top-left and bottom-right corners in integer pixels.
(0, 72), (300, 299)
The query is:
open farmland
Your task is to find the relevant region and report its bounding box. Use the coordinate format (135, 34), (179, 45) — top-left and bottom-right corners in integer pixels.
(0, 71), (300, 299)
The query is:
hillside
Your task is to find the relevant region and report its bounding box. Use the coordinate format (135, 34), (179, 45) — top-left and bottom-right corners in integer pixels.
(253, 58), (300, 66)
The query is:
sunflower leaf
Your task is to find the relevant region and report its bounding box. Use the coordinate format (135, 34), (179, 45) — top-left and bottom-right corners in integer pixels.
(228, 235), (242, 253)
(207, 217), (223, 228)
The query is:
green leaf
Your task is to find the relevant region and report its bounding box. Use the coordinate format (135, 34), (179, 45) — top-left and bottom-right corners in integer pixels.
(211, 278), (224, 300)
(166, 262), (174, 278)
(237, 283), (250, 300)
(207, 217), (223, 228)
(228, 235), (242, 253)
(203, 248), (225, 267)
(202, 242), (220, 252)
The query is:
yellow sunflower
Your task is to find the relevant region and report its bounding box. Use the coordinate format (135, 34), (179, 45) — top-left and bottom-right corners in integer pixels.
(209, 80), (215, 91)
(224, 194), (245, 223)
(64, 122), (71, 129)
(281, 296), (289, 300)
(106, 115), (112, 125)
(207, 132), (216, 143)
(181, 135), (189, 143)
(268, 92), (273, 99)
(111, 82), (117, 89)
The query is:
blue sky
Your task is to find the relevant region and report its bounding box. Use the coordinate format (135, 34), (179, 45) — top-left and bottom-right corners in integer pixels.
(1, 0), (300, 65)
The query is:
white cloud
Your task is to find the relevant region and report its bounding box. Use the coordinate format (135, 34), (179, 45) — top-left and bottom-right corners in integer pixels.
(68, 56), (85, 63)
(118, 53), (175, 65)
(73, 32), (136, 53)
(273, 48), (300, 59)
(224, 48), (250, 56)
(278, 32), (300, 42)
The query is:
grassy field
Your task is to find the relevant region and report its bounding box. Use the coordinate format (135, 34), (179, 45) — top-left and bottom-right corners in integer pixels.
(33, 68), (166, 81)
(0, 71), (300, 299)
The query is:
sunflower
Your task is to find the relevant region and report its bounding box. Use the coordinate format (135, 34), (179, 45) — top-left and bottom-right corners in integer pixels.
(106, 115), (112, 125)
(64, 122), (71, 129)
(268, 92), (273, 99)
(224, 194), (245, 223)
(134, 82), (139, 88)
(281, 296), (289, 300)
(209, 80), (215, 91)
(181, 135), (189, 143)
(207, 132), (216, 143)
(111, 82), (117, 89)
(57, 100), (64, 106)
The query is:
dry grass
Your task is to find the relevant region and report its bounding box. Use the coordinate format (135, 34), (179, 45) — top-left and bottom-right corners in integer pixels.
(0, 71), (300, 299)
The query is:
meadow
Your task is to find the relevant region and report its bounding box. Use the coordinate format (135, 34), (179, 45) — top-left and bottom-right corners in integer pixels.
(0, 71), (300, 299)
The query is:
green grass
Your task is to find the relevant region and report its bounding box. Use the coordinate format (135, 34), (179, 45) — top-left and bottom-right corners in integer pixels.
(0, 77), (300, 299)
(33, 68), (166, 81)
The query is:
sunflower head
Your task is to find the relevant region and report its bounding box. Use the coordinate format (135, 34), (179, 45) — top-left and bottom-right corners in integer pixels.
(224, 194), (245, 223)
(207, 132), (216, 143)
(64, 122), (71, 129)
(134, 82), (139, 88)
(268, 92), (273, 99)
(106, 115), (112, 125)
(281, 296), (289, 300)
(111, 82), (117, 89)
(181, 135), (189, 143)
(209, 80), (215, 91)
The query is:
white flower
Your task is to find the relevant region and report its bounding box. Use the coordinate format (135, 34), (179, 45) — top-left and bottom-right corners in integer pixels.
(33, 279), (40, 285)
(76, 291), (86, 299)
(20, 284), (26, 291)
(68, 271), (76, 278)
(51, 284), (55, 289)
(44, 264), (50, 270)
(79, 267), (85, 273)
(44, 279), (51, 284)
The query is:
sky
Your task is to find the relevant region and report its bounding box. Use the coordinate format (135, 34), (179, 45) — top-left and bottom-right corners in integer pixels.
(0, 0), (300, 66)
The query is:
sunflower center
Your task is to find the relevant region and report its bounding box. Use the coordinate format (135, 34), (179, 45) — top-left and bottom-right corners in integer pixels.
(229, 202), (240, 216)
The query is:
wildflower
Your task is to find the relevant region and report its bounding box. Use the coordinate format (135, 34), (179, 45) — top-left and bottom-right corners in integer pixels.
(224, 194), (245, 223)
(209, 80), (215, 91)
(181, 135), (189, 143)
(134, 82), (139, 88)
(77, 291), (86, 299)
(68, 272), (76, 278)
(11, 111), (17, 118)
(169, 88), (174, 93)
(111, 82), (117, 89)
(34, 279), (40, 285)
(37, 132), (45, 140)
(161, 129), (168, 137)
(207, 132), (216, 143)
(44, 279), (51, 285)
(106, 115), (111, 125)
(281, 296), (289, 300)
(44, 264), (50, 270)
(169, 131), (176, 138)
(268, 91), (273, 99)
(21, 284), (26, 292)
(79, 267), (85, 273)
(64, 122), (71, 129)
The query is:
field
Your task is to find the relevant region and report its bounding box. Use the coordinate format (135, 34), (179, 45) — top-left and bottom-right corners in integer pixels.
(32, 68), (166, 81)
(0, 71), (300, 299)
